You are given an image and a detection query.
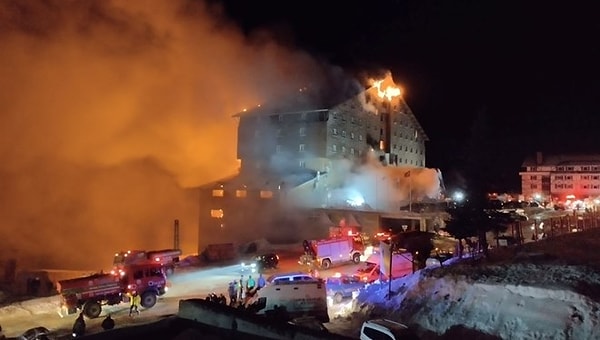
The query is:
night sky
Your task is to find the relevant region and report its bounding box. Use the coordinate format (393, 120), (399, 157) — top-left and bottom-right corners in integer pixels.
(215, 0), (600, 192)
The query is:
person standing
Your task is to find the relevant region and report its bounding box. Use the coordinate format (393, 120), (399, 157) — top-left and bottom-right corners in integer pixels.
(238, 275), (245, 301)
(72, 312), (86, 337)
(257, 273), (266, 290)
(246, 275), (256, 296)
(128, 291), (141, 316)
(101, 314), (115, 331)
(228, 280), (238, 306)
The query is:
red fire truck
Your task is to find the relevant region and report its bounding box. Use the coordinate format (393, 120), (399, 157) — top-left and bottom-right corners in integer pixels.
(113, 249), (182, 276)
(57, 263), (168, 318)
(299, 235), (366, 269)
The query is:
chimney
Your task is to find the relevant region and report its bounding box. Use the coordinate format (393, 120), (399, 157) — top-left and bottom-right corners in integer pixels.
(536, 151), (543, 165)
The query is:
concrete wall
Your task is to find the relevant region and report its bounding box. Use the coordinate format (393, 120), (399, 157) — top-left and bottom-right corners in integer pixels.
(177, 299), (353, 340)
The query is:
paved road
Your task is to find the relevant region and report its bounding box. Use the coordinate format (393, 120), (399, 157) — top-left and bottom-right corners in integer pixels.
(0, 248), (362, 338)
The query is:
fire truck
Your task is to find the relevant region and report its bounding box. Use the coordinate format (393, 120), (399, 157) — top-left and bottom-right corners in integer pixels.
(57, 263), (168, 318)
(113, 248), (182, 276)
(299, 235), (365, 269)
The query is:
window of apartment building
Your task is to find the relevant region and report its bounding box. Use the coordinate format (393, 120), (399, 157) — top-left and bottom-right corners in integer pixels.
(557, 166), (565, 171)
(393, 144), (397, 150)
(582, 175), (590, 180)
(342, 146), (346, 153)
(332, 112), (337, 119)
(212, 189), (224, 197)
(566, 175), (573, 180)
(299, 127), (306, 136)
(594, 185), (600, 189)
(583, 185), (590, 189)
(332, 128), (338, 135)
(299, 160), (306, 168)
(260, 190), (273, 199)
(530, 184), (538, 189)
(342, 114), (346, 121)
(351, 132), (355, 139)
(582, 166), (590, 171)
(555, 184), (564, 189)
(555, 175), (563, 180)
(235, 190), (247, 198)
(567, 166), (574, 171)
(276, 145), (282, 153)
(342, 130), (347, 137)
(299, 144), (305, 152)
(530, 175), (537, 180)
(278, 114), (283, 122)
(594, 176), (600, 180)
(351, 117), (355, 123)
(593, 166), (600, 171)
(210, 209), (224, 218)
(359, 135), (363, 141)
(566, 184), (573, 189)
(410, 148), (413, 153)
(380, 115), (384, 122)
(331, 144), (337, 153)
(350, 147), (355, 155)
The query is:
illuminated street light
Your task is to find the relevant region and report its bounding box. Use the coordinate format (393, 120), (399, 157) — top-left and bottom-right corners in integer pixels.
(453, 191), (465, 202)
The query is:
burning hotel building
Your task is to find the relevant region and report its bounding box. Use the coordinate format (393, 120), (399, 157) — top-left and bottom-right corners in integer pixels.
(197, 73), (445, 250)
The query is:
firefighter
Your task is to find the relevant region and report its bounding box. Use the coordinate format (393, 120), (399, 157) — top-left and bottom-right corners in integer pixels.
(101, 314), (115, 331)
(128, 291), (141, 316)
(72, 312), (86, 337)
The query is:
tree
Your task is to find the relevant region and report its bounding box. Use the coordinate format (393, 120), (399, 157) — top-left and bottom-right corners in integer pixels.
(444, 205), (484, 258)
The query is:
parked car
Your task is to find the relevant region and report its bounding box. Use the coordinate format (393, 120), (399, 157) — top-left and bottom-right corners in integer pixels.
(241, 253), (280, 273)
(325, 274), (366, 303)
(267, 271), (317, 284)
(360, 319), (419, 340)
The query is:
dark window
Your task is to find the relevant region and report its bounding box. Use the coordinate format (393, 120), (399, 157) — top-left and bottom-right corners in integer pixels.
(133, 270), (143, 280)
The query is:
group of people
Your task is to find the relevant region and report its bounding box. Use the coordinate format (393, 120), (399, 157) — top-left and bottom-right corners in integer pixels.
(71, 291), (141, 337)
(227, 273), (266, 306)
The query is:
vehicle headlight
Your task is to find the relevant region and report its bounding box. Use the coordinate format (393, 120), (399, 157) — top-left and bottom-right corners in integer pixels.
(250, 263), (256, 268)
(241, 262), (246, 267)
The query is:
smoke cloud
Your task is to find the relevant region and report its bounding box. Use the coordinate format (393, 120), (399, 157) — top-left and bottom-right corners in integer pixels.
(0, 0), (332, 270)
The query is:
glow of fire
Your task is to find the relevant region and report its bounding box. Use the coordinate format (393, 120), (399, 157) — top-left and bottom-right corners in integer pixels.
(372, 79), (402, 101)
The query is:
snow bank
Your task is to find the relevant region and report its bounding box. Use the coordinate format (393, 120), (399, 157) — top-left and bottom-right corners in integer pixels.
(353, 268), (600, 340)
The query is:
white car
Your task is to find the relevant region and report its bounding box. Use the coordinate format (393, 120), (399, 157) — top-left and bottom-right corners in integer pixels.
(360, 319), (419, 340)
(266, 271), (317, 284)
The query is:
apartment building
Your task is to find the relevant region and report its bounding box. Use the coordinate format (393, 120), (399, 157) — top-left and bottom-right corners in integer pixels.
(235, 86), (428, 176)
(520, 152), (600, 201)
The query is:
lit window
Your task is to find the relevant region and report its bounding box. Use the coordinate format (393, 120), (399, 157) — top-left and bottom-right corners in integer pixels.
(260, 190), (273, 199)
(299, 160), (306, 168)
(351, 132), (355, 139)
(342, 146), (346, 153)
(332, 144), (337, 153)
(332, 128), (338, 135)
(299, 144), (305, 152)
(210, 209), (224, 218)
(379, 140), (385, 150)
(235, 190), (247, 198)
(299, 127), (306, 136)
(350, 148), (355, 155)
(212, 189), (224, 197)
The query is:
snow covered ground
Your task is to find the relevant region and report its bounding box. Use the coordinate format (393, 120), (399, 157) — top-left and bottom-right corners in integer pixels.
(328, 228), (600, 339)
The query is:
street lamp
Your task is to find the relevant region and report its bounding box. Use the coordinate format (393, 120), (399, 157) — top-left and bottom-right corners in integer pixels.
(453, 191), (465, 203)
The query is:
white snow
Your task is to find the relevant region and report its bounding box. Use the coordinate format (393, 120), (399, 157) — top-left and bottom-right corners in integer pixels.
(328, 228), (600, 339)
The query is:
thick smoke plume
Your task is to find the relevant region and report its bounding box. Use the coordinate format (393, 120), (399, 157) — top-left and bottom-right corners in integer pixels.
(0, 0), (330, 270)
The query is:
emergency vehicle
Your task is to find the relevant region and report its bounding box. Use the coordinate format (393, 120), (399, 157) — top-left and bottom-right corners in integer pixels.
(299, 235), (365, 269)
(57, 263), (168, 318)
(113, 248), (181, 276)
(245, 272), (329, 323)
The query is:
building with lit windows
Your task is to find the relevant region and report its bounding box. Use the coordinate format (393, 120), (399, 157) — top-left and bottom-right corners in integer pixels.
(520, 152), (600, 202)
(196, 78), (440, 252)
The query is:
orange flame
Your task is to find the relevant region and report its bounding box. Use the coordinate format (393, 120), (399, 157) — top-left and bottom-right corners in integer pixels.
(370, 72), (402, 101)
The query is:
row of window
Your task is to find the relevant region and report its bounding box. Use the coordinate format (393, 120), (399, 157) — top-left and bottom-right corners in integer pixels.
(550, 184), (600, 189)
(529, 175), (600, 180)
(212, 189), (273, 198)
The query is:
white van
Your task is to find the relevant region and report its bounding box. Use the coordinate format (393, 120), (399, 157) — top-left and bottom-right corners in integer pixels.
(360, 319), (419, 340)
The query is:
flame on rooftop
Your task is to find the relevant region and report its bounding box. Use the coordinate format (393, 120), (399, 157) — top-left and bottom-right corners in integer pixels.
(369, 72), (402, 101)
